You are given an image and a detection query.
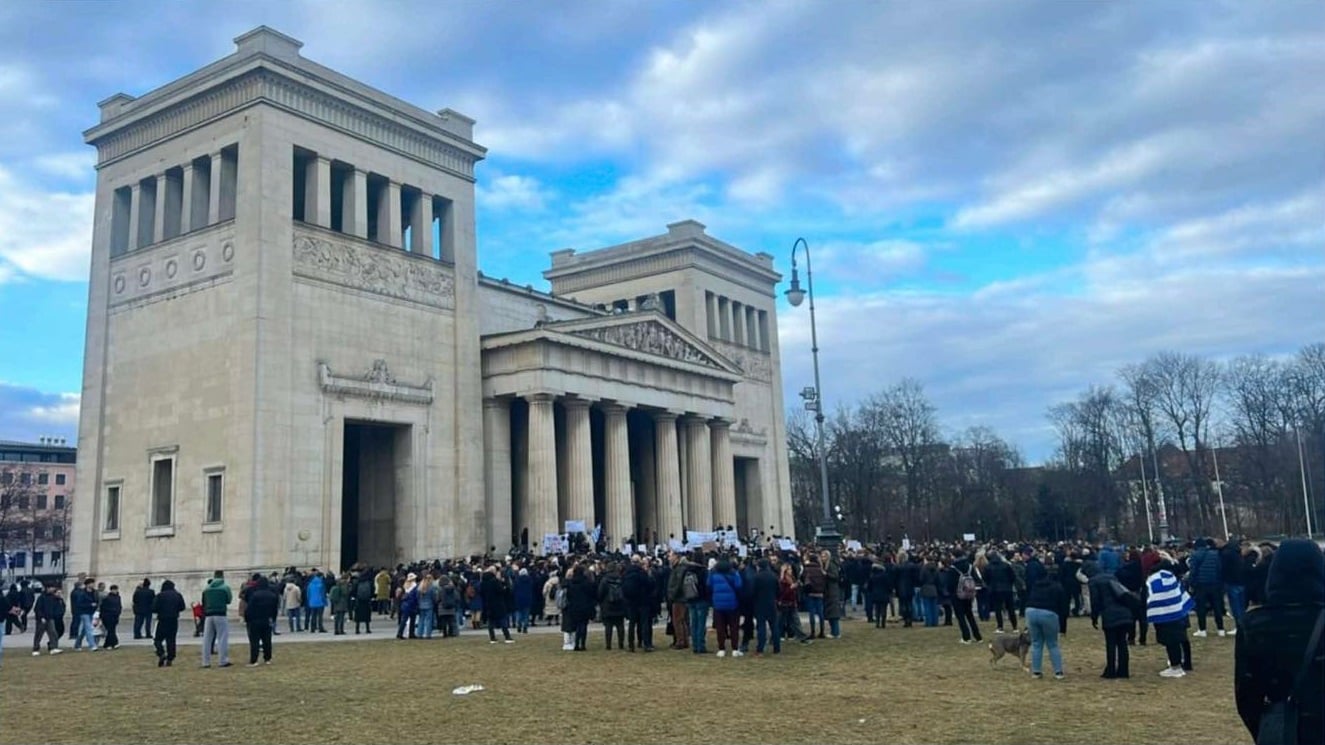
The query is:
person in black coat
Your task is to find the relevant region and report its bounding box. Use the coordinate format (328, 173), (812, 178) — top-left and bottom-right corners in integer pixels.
(895, 554), (919, 628)
(621, 557), (656, 652)
(597, 564), (628, 650)
(479, 567), (513, 644)
(564, 565), (597, 651)
(1089, 571), (1140, 678)
(98, 585), (123, 650)
(1115, 550), (1148, 646)
(244, 577), (280, 665)
(867, 563), (894, 629)
(152, 580), (186, 667)
(131, 579), (155, 639)
(751, 559), (780, 654)
(1235, 539), (1324, 745)
(984, 552), (1019, 632)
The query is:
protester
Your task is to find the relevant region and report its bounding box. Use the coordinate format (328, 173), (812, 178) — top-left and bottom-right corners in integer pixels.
(31, 585), (63, 656)
(1147, 552), (1195, 678)
(707, 558), (744, 657)
(98, 585), (123, 650)
(200, 570), (233, 668)
(622, 555), (656, 652)
(1188, 538), (1228, 637)
(330, 576), (350, 635)
(597, 563), (628, 650)
(1089, 562), (1139, 679)
(70, 578), (100, 651)
(152, 580), (186, 668)
(480, 565), (515, 644)
(1025, 563), (1068, 680)
(131, 578), (154, 640)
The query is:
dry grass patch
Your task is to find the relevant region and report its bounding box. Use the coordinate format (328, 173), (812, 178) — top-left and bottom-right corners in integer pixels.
(0, 616), (1250, 745)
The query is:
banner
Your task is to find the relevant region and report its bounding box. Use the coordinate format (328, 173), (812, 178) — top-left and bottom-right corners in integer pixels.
(668, 539), (685, 552)
(777, 538), (796, 552)
(564, 520), (587, 535)
(542, 534), (566, 555)
(686, 530), (717, 546)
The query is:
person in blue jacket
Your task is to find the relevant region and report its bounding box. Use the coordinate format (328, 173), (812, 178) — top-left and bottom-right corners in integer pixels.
(707, 558), (744, 658)
(305, 569), (328, 633)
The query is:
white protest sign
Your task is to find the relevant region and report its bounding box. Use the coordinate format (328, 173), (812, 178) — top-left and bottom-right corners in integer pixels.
(901, 538), (912, 551)
(777, 538), (796, 551)
(737, 545), (748, 558)
(846, 540), (862, 551)
(668, 539), (685, 552)
(962, 533), (976, 542)
(564, 520), (587, 534)
(623, 543), (633, 555)
(542, 533), (565, 555)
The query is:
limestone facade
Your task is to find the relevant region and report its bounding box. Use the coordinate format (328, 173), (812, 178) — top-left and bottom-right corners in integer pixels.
(69, 27), (793, 601)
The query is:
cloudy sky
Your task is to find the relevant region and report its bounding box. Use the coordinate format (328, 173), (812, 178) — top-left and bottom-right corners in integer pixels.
(0, 0), (1321, 461)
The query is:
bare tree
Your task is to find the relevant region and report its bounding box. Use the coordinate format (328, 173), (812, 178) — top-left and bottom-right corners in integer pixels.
(1144, 351), (1223, 536)
(865, 378), (942, 539)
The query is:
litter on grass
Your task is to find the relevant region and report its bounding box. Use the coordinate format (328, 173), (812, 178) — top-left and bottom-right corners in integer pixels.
(452, 685), (485, 695)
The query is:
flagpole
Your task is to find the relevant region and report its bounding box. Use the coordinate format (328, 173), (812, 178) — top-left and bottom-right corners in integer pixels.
(1138, 448), (1154, 544)
(1297, 427), (1314, 537)
(1211, 440), (1229, 540)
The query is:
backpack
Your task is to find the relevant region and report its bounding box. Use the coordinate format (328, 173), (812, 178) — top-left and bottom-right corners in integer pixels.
(956, 568), (979, 601)
(1256, 610), (1325, 745)
(606, 581), (624, 606)
(555, 587), (568, 611)
(683, 571), (700, 602)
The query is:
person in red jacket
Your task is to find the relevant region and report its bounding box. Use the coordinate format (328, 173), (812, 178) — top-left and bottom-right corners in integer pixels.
(776, 564), (811, 644)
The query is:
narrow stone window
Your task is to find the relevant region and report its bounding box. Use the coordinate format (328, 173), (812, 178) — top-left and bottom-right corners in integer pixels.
(150, 456), (174, 528)
(104, 484), (120, 532)
(204, 469), (224, 525)
(432, 195), (454, 262)
(291, 147), (314, 223)
(329, 162), (351, 233)
(366, 174), (388, 242)
(660, 290), (677, 321)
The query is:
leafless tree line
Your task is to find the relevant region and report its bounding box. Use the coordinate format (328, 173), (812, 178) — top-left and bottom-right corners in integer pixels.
(0, 479), (73, 574)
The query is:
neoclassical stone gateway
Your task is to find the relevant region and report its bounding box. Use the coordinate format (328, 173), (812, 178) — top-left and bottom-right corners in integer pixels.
(70, 27), (793, 593)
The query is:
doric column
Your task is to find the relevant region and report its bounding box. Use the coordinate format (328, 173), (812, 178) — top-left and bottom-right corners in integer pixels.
(151, 173), (167, 244)
(710, 419), (737, 530)
(180, 163), (195, 234)
(685, 417), (714, 531)
(414, 193), (433, 256)
(654, 412), (682, 542)
(483, 398), (512, 551)
(386, 180), (403, 248)
(127, 183), (142, 251)
(719, 297), (732, 340)
(706, 292), (718, 338)
(347, 169), (367, 238)
(313, 156), (332, 228)
(563, 397), (594, 529)
(207, 151), (223, 225)
(525, 393), (558, 553)
(745, 306), (759, 349)
(603, 403), (632, 549)
(732, 301), (746, 346)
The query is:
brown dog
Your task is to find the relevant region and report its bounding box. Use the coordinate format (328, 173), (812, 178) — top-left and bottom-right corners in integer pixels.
(988, 630), (1030, 670)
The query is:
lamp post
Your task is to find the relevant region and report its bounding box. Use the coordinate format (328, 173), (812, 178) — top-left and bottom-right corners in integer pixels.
(786, 237), (840, 546)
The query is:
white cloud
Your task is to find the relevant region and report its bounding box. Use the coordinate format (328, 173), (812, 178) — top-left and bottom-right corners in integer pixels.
(477, 174), (552, 212)
(0, 166), (94, 283)
(32, 152), (95, 182)
(26, 393), (80, 426)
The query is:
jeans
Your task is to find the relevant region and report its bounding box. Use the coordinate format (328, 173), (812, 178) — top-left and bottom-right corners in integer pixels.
(688, 601), (709, 652)
(1026, 608), (1062, 675)
(515, 608), (530, 632)
(133, 612), (152, 639)
(603, 616), (626, 649)
(920, 597), (939, 627)
(755, 612), (781, 653)
(309, 607), (326, 633)
(850, 585), (861, 608)
(396, 613), (414, 638)
(805, 596), (824, 636)
(1225, 584), (1246, 624)
(912, 589), (924, 622)
(286, 609), (301, 633)
(31, 618), (59, 652)
(103, 619), (119, 648)
(201, 617), (230, 666)
(333, 611), (346, 635)
(1193, 586), (1225, 631)
(418, 609), (435, 638)
(74, 613), (98, 650)
(247, 618), (273, 663)
(870, 600), (887, 627)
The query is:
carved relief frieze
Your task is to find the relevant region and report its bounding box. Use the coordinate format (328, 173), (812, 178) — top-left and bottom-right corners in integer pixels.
(710, 339), (773, 383)
(569, 321), (718, 368)
(291, 227), (455, 310)
(318, 359), (433, 405)
(109, 224), (236, 310)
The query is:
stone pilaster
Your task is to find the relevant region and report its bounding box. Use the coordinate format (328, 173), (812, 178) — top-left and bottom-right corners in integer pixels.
(414, 193), (433, 256)
(207, 150), (222, 225)
(710, 419), (736, 530)
(152, 173), (167, 243)
(526, 393), (558, 553)
(127, 182), (142, 250)
(386, 180), (403, 248)
(654, 412), (682, 542)
(180, 163), (195, 233)
(347, 169), (367, 238)
(313, 156), (332, 228)
(483, 398), (512, 551)
(602, 403), (632, 549)
(685, 416), (713, 531)
(563, 397), (594, 528)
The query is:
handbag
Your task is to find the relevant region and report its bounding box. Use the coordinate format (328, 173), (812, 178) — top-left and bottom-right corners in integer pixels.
(1256, 609), (1325, 745)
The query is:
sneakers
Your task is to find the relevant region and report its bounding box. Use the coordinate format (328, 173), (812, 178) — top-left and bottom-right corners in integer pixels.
(562, 644), (574, 651)
(995, 628), (1005, 634)
(716, 650), (727, 658)
(1228, 628), (1237, 636)
(1217, 630), (1227, 638)
(32, 651), (40, 657)
(1054, 673), (1065, 680)
(1030, 672), (1043, 679)
(247, 662), (260, 668)
(1160, 667), (1187, 678)
(1193, 630), (1208, 638)
(732, 650), (744, 658)
(489, 640), (497, 645)
(504, 639), (515, 644)
(50, 648), (62, 655)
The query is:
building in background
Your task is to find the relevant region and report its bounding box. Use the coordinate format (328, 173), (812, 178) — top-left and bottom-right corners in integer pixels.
(0, 437), (76, 582)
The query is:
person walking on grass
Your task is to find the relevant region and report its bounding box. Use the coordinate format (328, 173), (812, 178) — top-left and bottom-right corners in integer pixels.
(1147, 552), (1195, 679)
(70, 578), (99, 651)
(243, 576), (279, 667)
(153, 580), (186, 667)
(1089, 564), (1140, 679)
(201, 570), (233, 668)
(480, 565), (515, 644)
(708, 558), (744, 658)
(1188, 538), (1227, 638)
(751, 559), (781, 656)
(951, 550), (984, 645)
(31, 584), (63, 657)
(98, 585), (123, 650)
(1025, 564), (1068, 680)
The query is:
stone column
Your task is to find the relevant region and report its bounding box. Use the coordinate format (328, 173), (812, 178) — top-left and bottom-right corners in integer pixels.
(180, 163), (195, 234)
(413, 193), (433, 256)
(386, 180), (403, 248)
(745, 306), (759, 349)
(152, 174), (167, 244)
(525, 393), (558, 554)
(127, 183), (142, 250)
(563, 397), (594, 528)
(710, 419), (737, 530)
(483, 398), (512, 552)
(685, 417), (714, 531)
(706, 292), (718, 338)
(654, 412), (682, 542)
(603, 403), (632, 549)
(313, 156), (332, 228)
(207, 151), (223, 225)
(346, 169), (367, 238)
(732, 301), (745, 346)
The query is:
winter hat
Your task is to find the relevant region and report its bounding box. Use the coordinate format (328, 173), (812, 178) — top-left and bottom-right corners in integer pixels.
(707, 557), (717, 571)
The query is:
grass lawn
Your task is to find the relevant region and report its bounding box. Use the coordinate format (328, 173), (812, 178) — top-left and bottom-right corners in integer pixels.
(0, 616), (1250, 745)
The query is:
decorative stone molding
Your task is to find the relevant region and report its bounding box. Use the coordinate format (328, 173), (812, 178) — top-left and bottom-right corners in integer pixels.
(731, 417), (769, 446)
(91, 70), (479, 180)
(109, 222), (236, 310)
(292, 225), (455, 310)
(569, 320), (719, 369)
(318, 359), (434, 405)
(710, 339), (773, 383)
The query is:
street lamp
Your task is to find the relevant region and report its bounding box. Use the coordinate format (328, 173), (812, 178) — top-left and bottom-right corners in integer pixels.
(786, 237), (840, 547)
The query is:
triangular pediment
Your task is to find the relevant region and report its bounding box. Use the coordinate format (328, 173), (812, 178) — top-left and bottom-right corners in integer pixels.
(545, 312), (742, 375)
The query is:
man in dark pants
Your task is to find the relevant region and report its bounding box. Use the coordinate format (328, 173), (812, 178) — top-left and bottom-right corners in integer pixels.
(752, 559), (782, 656)
(1188, 538), (1226, 637)
(243, 577), (280, 666)
(132, 579), (155, 639)
(152, 580), (186, 667)
(951, 550), (983, 644)
(622, 556), (656, 652)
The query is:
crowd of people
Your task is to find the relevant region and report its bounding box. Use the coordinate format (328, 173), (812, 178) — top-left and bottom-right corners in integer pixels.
(2, 533), (1321, 743)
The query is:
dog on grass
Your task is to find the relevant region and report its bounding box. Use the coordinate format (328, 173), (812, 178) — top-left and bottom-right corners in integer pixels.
(988, 630), (1030, 670)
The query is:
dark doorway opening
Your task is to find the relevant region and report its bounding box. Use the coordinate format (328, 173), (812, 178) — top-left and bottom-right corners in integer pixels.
(341, 420), (406, 571)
